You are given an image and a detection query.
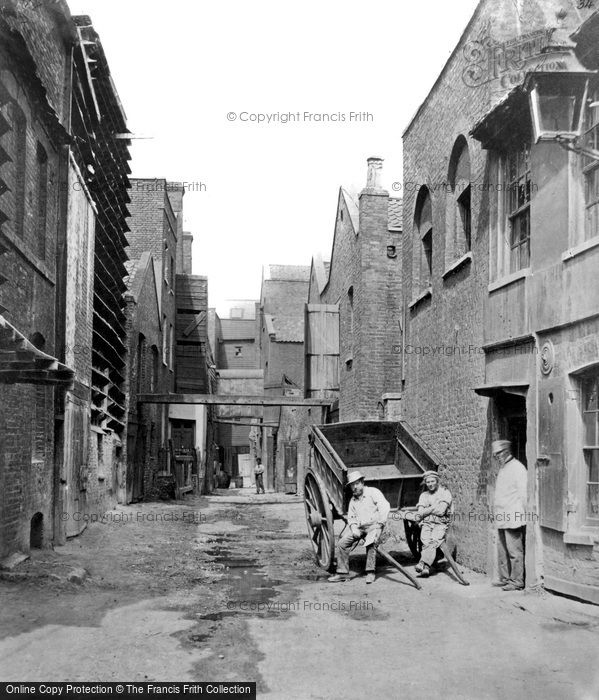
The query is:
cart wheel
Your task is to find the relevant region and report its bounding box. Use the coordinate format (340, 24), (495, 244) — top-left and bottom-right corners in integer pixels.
(404, 519), (422, 559)
(304, 471), (335, 571)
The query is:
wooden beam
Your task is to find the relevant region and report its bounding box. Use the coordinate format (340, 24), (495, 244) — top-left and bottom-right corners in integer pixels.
(182, 310), (206, 337)
(212, 418), (279, 428)
(137, 393), (332, 406)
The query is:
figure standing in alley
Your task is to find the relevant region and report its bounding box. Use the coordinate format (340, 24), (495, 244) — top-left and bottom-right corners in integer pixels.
(328, 471), (390, 584)
(254, 456), (265, 494)
(413, 471), (453, 578)
(491, 439), (527, 591)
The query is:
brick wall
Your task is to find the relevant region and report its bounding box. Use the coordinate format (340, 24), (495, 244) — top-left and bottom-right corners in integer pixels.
(127, 180), (177, 393)
(400, 0), (596, 573)
(0, 3), (70, 556)
(124, 256), (169, 503)
(316, 182), (402, 421)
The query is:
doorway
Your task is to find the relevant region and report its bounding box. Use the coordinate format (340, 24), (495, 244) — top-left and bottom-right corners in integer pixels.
(494, 391), (527, 465)
(171, 419), (195, 453)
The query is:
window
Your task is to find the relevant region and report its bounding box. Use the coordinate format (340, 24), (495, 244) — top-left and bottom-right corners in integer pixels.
(582, 373), (599, 524)
(446, 137), (472, 265)
(414, 187), (433, 294)
(582, 84), (599, 242)
(505, 143), (531, 273)
(164, 243), (169, 284)
(36, 143), (48, 259)
(3, 100), (26, 238)
(234, 345), (243, 357)
(162, 314), (168, 364)
(169, 323), (174, 370)
(150, 345), (159, 392)
(347, 285), (354, 335)
(421, 229), (432, 284)
(136, 333), (145, 394)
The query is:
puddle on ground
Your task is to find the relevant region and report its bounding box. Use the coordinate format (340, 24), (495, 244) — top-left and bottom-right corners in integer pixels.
(198, 611), (242, 622)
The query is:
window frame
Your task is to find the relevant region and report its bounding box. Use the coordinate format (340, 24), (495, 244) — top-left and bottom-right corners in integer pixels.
(493, 142), (533, 281)
(581, 84), (599, 243)
(582, 372), (599, 526)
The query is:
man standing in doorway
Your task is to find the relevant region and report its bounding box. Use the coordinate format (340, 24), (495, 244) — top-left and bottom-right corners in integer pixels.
(492, 439), (527, 591)
(254, 456), (265, 494)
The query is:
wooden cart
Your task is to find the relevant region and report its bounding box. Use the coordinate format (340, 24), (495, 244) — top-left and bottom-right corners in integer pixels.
(304, 421), (469, 585)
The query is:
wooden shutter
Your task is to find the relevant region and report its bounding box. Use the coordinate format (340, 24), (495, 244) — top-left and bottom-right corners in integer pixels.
(305, 303), (339, 398)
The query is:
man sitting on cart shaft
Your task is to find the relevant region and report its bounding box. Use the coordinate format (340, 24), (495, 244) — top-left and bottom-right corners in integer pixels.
(328, 471), (391, 584)
(414, 470), (453, 578)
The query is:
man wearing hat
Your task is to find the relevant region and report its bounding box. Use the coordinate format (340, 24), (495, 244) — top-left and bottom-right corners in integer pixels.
(413, 471), (453, 577)
(491, 439), (528, 591)
(328, 471), (390, 584)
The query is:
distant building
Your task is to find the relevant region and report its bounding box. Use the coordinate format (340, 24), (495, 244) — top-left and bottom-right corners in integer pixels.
(126, 181), (210, 498)
(259, 265), (311, 492)
(208, 302), (263, 482)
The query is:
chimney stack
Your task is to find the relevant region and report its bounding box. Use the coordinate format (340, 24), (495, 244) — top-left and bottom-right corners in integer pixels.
(363, 156), (386, 194)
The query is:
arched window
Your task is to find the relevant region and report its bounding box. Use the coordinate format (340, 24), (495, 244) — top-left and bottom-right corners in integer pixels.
(150, 344), (159, 392)
(2, 98), (26, 238)
(136, 333), (146, 394)
(446, 136), (472, 266)
(414, 187), (433, 293)
(36, 142), (48, 260)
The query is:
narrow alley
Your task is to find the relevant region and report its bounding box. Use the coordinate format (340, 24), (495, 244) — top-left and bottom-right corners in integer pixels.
(1, 494), (597, 699)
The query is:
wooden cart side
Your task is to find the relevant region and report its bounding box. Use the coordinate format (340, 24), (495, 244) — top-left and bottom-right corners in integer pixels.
(309, 425), (346, 517)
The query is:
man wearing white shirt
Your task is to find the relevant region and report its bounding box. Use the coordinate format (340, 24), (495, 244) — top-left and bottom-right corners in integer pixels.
(492, 439), (528, 591)
(328, 471), (390, 584)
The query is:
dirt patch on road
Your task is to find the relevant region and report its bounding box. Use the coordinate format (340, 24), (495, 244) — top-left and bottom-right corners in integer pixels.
(0, 495), (321, 689)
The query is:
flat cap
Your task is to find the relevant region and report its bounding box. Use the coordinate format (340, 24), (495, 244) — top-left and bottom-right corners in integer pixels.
(491, 439), (512, 454)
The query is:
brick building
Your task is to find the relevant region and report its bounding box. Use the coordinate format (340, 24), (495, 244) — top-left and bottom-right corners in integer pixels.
(126, 181), (210, 499)
(125, 180), (179, 498)
(207, 302), (263, 481)
(0, 0), (75, 557)
(307, 158), (403, 422)
(0, 2), (131, 555)
(63, 16), (132, 533)
(124, 252), (165, 502)
(401, 0), (599, 602)
(259, 265), (311, 492)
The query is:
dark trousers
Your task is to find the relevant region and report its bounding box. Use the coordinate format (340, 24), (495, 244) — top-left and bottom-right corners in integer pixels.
(335, 525), (378, 574)
(497, 527), (525, 587)
(255, 473), (265, 493)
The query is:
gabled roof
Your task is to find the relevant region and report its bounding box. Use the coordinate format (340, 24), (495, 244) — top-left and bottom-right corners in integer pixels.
(124, 252), (161, 324)
(270, 315), (305, 343)
(340, 187), (360, 233)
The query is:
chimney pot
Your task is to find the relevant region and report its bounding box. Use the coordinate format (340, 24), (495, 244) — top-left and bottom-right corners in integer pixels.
(366, 157), (384, 191)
